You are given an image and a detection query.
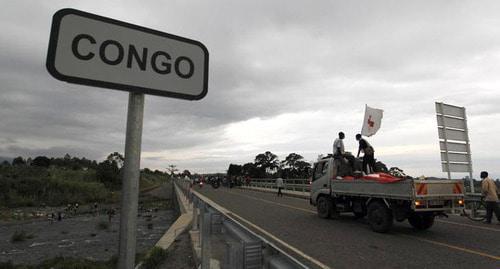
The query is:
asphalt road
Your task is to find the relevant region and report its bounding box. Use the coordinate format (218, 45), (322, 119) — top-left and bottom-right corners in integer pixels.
(194, 186), (500, 269)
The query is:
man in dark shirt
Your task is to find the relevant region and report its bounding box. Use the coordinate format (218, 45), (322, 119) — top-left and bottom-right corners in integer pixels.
(356, 134), (375, 174)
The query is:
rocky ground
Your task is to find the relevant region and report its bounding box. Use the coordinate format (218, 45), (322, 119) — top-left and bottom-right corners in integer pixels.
(0, 183), (176, 266)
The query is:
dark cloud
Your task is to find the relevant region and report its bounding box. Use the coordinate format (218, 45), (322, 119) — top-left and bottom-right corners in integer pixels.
(1, 1), (500, 176)
(1, 145), (106, 161)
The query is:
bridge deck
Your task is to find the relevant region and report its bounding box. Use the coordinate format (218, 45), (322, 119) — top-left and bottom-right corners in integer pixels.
(194, 186), (500, 269)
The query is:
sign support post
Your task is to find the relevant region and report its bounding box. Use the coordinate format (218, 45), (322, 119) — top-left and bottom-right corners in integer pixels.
(463, 107), (475, 193)
(118, 92), (145, 269)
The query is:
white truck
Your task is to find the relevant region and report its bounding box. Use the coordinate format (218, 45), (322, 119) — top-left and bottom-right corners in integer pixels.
(310, 157), (465, 233)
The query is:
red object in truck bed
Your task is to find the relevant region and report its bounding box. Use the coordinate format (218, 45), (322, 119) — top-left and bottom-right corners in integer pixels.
(342, 173), (402, 183)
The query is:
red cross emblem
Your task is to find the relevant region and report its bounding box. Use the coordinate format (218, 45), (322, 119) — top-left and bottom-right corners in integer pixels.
(368, 115), (375, 128)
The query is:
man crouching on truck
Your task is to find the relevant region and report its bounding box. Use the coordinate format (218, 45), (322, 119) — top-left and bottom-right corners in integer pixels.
(356, 134), (375, 175)
(481, 171), (500, 224)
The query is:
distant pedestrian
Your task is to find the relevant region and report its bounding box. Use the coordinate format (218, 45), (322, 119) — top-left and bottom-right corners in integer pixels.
(480, 171), (500, 224)
(107, 208), (116, 223)
(356, 134), (375, 174)
(93, 202), (99, 216)
(57, 211), (62, 221)
(276, 177), (284, 197)
(49, 212), (55, 224)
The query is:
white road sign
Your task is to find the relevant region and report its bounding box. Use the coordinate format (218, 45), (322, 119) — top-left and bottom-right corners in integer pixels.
(439, 141), (468, 153)
(435, 102), (472, 177)
(435, 103), (465, 118)
(47, 8), (208, 100)
(437, 127), (467, 141)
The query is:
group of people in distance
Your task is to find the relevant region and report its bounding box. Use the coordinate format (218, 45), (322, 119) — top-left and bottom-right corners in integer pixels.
(333, 132), (375, 175)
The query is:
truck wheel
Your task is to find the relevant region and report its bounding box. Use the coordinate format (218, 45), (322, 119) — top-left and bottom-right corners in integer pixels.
(408, 213), (434, 230)
(353, 212), (366, 219)
(317, 196), (333, 219)
(367, 201), (393, 233)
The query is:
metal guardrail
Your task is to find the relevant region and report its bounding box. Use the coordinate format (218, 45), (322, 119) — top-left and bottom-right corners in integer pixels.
(175, 179), (308, 269)
(247, 178), (310, 193)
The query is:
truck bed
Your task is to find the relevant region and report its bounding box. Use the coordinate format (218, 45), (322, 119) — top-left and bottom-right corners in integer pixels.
(330, 178), (464, 200)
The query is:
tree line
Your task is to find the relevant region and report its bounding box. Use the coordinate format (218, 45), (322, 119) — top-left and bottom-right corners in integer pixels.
(0, 153), (168, 207)
(227, 151), (312, 179)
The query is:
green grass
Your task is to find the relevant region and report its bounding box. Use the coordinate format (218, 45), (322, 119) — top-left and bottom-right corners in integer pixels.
(0, 166), (110, 208)
(142, 247), (168, 269)
(0, 256), (118, 269)
(96, 221), (109, 230)
(10, 230), (35, 243)
(0, 253), (150, 269)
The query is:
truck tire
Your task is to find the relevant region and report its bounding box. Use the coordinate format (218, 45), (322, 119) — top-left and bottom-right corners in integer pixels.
(354, 212), (366, 219)
(408, 213), (434, 230)
(317, 196), (333, 219)
(367, 201), (393, 233)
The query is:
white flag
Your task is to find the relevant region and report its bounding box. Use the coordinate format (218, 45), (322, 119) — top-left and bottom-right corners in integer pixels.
(361, 105), (383, 137)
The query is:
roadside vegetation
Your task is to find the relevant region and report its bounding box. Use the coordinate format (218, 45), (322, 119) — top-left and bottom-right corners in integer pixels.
(96, 221), (110, 230)
(0, 256), (116, 269)
(0, 153), (169, 209)
(0, 253), (148, 269)
(141, 247), (168, 269)
(10, 230), (35, 243)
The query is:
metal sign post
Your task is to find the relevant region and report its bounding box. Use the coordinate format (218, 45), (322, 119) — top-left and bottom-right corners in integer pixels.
(118, 92), (144, 269)
(46, 8), (209, 268)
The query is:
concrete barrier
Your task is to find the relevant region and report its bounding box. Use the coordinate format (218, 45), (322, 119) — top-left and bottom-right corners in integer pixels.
(155, 184), (193, 249)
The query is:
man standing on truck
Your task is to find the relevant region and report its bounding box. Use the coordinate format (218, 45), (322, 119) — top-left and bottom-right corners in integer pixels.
(356, 134), (375, 174)
(333, 132), (345, 156)
(480, 171), (500, 224)
(333, 132), (355, 176)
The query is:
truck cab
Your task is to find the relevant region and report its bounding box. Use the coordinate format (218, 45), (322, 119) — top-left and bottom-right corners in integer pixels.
(310, 157), (335, 207)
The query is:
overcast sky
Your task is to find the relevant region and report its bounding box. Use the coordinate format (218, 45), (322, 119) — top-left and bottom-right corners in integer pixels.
(1, 1), (499, 178)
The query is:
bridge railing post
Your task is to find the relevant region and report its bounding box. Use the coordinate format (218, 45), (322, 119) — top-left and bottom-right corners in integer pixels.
(201, 210), (212, 269)
(192, 198), (199, 231)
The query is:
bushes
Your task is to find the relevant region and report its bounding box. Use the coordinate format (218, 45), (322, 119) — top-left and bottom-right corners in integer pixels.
(48, 167), (97, 182)
(142, 247), (168, 269)
(0, 166), (109, 207)
(0, 261), (16, 269)
(37, 257), (112, 269)
(40, 177), (108, 206)
(0, 157), (168, 208)
(10, 230), (35, 243)
(0, 256), (119, 269)
(96, 221), (109, 230)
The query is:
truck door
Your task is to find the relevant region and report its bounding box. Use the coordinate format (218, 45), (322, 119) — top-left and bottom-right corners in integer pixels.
(311, 160), (330, 202)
